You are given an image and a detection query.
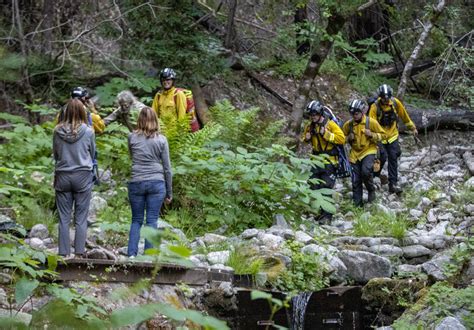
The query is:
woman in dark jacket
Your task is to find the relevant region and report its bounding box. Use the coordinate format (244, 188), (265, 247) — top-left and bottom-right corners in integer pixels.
(53, 98), (95, 257)
(127, 107), (172, 257)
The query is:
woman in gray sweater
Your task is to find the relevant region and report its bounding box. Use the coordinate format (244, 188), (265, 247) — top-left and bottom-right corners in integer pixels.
(127, 107), (172, 257)
(53, 99), (95, 257)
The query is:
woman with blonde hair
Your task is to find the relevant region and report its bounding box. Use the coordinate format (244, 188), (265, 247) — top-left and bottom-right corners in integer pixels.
(53, 98), (95, 258)
(127, 107), (172, 257)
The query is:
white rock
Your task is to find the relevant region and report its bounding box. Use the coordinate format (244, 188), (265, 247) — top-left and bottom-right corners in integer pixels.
(409, 209), (424, 220)
(207, 251), (230, 265)
(29, 237), (46, 250)
(29, 224), (49, 239)
(295, 231), (313, 244)
(413, 179), (433, 192)
(258, 233), (284, 249)
(429, 221), (450, 236)
(402, 245), (432, 258)
(89, 195), (108, 214)
(202, 233), (227, 245)
(464, 177), (474, 189)
(435, 316), (466, 330)
(241, 228), (259, 239)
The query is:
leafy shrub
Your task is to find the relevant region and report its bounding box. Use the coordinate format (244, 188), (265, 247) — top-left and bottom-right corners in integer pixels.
(271, 240), (329, 293)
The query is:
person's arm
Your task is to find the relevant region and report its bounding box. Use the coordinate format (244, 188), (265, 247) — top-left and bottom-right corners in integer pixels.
(103, 108), (120, 126)
(91, 113), (105, 134)
(301, 124), (311, 142)
(160, 136), (173, 200)
(151, 92), (161, 116)
(127, 133), (133, 158)
(175, 91), (187, 120)
(394, 98), (417, 133)
(369, 118), (387, 142)
(89, 129), (96, 162)
(323, 121), (345, 145)
(52, 132), (59, 161)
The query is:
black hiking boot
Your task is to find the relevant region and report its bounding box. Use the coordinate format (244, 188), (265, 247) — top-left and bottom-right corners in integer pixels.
(367, 191), (376, 203)
(389, 184), (402, 194)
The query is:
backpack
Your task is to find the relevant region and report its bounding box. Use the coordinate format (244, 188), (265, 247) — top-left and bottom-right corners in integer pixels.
(376, 97), (399, 127)
(322, 107), (352, 179)
(174, 88), (200, 132)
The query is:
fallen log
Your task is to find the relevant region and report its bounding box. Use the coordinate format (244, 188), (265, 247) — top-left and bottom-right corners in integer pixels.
(377, 60), (435, 78)
(245, 71), (293, 109)
(400, 106), (474, 132)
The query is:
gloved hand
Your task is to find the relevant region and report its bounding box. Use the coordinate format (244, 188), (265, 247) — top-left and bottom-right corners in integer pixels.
(412, 127), (418, 136)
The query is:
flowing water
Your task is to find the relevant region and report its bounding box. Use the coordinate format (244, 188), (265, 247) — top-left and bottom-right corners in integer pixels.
(290, 292), (313, 330)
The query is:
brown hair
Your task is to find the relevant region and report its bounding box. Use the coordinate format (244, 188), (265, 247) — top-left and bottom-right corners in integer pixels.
(135, 107), (159, 138)
(56, 99), (88, 134)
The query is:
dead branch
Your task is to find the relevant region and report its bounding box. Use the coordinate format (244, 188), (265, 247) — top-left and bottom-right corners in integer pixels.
(397, 0), (447, 100)
(245, 71), (293, 110)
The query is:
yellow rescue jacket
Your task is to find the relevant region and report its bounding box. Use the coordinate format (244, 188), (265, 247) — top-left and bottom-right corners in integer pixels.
(342, 115), (387, 163)
(151, 86), (187, 123)
(301, 119), (345, 165)
(368, 97), (415, 144)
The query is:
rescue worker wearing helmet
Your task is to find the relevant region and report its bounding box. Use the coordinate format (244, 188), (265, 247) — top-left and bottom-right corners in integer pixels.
(301, 100), (345, 223)
(368, 84), (418, 194)
(60, 87), (105, 134)
(151, 68), (187, 126)
(343, 100), (387, 207)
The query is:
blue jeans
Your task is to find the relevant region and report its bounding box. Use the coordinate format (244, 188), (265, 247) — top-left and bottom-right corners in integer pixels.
(127, 180), (166, 257)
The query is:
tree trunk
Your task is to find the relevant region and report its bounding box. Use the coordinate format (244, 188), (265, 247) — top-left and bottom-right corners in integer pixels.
(397, 0), (446, 100)
(295, 5), (310, 55)
(400, 106), (474, 132)
(224, 0), (238, 50)
(191, 83), (210, 126)
(41, 0), (54, 55)
(288, 13), (346, 137)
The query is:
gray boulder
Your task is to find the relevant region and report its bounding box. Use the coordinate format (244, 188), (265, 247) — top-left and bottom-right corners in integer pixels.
(241, 228), (259, 239)
(207, 251), (230, 265)
(202, 233), (227, 245)
(338, 250), (392, 283)
(29, 224), (49, 239)
(368, 244), (403, 257)
(421, 255), (452, 281)
(402, 245), (432, 259)
(435, 316), (466, 330)
(89, 194), (108, 214)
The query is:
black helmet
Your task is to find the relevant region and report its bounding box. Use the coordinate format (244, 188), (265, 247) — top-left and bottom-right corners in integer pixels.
(348, 99), (365, 114)
(159, 68), (176, 81)
(71, 87), (89, 99)
(377, 84), (393, 99)
(305, 100), (325, 116)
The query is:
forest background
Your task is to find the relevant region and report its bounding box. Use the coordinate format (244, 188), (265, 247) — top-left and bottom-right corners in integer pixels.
(0, 0), (472, 328)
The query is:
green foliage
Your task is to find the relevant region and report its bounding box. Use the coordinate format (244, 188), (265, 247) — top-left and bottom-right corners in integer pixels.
(352, 207), (411, 240)
(94, 75), (161, 107)
(393, 282), (474, 329)
(0, 116), (57, 231)
(272, 241), (329, 293)
(113, 0), (227, 85)
(173, 142), (332, 234)
(443, 237), (474, 279)
(226, 245), (264, 276)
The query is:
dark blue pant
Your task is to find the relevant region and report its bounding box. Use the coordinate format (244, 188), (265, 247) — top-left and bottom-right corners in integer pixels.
(351, 154), (375, 207)
(376, 140), (401, 186)
(127, 180), (166, 257)
(309, 163), (336, 218)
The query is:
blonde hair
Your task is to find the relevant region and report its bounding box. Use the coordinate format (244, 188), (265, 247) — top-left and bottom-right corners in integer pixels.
(56, 99), (88, 134)
(135, 107), (159, 138)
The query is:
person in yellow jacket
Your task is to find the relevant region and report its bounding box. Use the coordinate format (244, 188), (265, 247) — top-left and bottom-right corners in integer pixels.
(343, 99), (387, 207)
(152, 68), (187, 127)
(57, 87), (105, 135)
(301, 100), (345, 222)
(368, 84), (418, 194)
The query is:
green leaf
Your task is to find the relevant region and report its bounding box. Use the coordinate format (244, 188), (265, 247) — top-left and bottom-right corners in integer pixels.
(251, 290), (272, 301)
(15, 277), (39, 305)
(168, 245), (191, 258)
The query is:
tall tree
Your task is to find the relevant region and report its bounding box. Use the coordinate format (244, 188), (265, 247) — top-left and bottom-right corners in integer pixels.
(397, 0), (447, 100)
(288, 1), (377, 138)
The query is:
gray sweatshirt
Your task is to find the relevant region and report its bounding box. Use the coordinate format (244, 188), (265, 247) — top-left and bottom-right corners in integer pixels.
(53, 123), (95, 172)
(128, 133), (172, 198)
